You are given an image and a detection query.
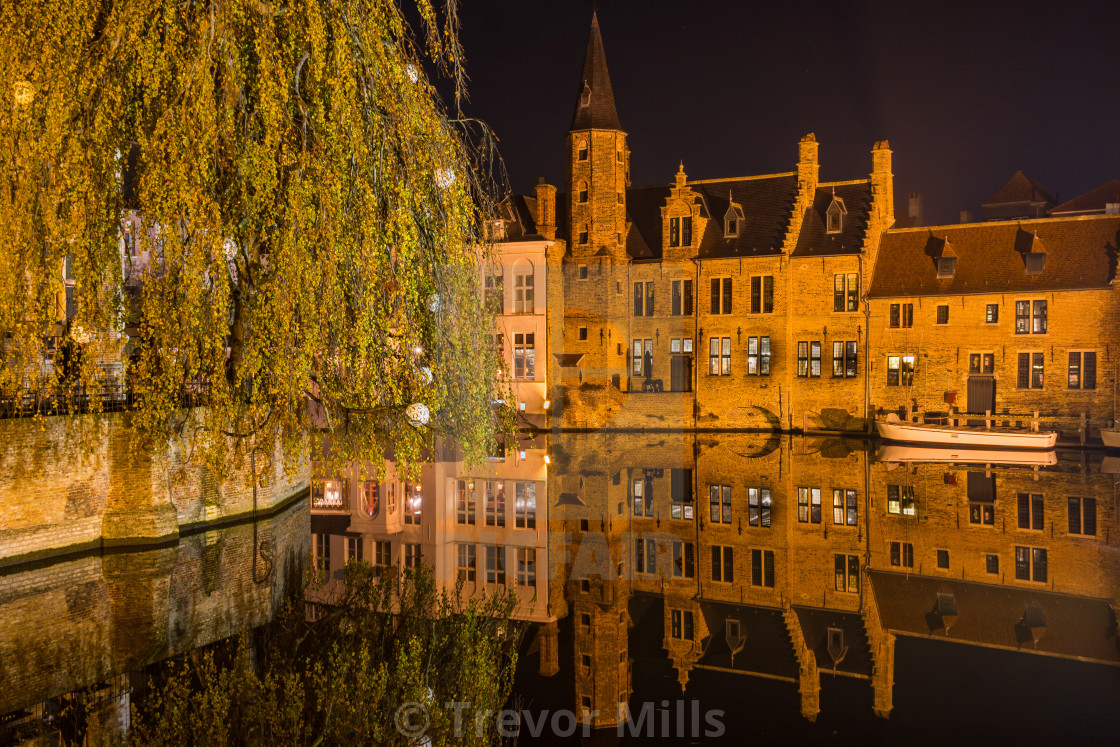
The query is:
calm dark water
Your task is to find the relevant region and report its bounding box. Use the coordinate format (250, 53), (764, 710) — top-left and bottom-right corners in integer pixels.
(4, 434), (1119, 744)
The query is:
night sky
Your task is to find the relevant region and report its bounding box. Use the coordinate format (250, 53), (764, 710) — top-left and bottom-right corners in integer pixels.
(454, 0), (1120, 227)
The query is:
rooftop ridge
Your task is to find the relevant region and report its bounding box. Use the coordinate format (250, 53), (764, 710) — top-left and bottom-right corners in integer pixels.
(685, 171), (798, 186)
(886, 213), (1120, 233)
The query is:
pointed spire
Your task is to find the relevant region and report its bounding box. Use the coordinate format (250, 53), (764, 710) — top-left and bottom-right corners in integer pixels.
(570, 12), (622, 131)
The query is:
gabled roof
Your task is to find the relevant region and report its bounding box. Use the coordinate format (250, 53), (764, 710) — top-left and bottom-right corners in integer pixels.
(869, 571), (1120, 665)
(570, 13), (622, 131)
(983, 170), (1055, 207)
(791, 182), (873, 257)
(621, 174), (797, 261)
(1050, 179), (1120, 216)
(868, 215), (1120, 298)
(694, 177), (796, 258)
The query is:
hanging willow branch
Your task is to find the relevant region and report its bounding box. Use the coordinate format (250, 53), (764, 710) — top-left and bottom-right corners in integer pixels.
(0, 0), (512, 481)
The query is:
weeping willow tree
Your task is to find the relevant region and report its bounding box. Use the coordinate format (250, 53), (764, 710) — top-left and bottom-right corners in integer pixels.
(0, 0), (511, 477)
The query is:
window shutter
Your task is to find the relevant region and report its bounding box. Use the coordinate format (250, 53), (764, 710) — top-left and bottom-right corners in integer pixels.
(722, 277), (732, 314)
(1084, 352), (1096, 389)
(710, 278), (720, 313)
(1017, 353), (1029, 388)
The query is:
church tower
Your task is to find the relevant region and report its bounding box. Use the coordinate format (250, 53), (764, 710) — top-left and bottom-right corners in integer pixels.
(567, 12), (629, 264)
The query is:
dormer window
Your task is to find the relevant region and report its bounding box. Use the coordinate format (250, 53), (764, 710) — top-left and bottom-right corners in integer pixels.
(580, 82), (591, 108)
(669, 215), (692, 248)
(826, 191), (847, 234)
(936, 256), (957, 279)
(724, 200), (745, 238)
(1024, 252), (1046, 275)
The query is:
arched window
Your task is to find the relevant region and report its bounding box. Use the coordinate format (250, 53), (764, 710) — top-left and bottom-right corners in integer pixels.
(513, 259), (535, 314)
(577, 138), (588, 161)
(578, 180), (589, 203)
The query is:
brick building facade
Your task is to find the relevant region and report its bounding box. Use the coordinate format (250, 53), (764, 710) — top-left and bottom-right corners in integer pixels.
(538, 14), (1119, 441)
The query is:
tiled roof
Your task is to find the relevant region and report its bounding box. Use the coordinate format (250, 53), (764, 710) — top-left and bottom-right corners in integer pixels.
(1050, 179), (1120, 216)
(983, 170), (1055, 206)
(792, 606), (871, 676)
(624, 184), (666, 259)
(868, 215), (1120, 298)
(869, 571), (1120, 665)
(570, 13), (622, 131)
(791, 182), (872, 257)
(694, 176), (797, 258)
(621, 174), (797, 260)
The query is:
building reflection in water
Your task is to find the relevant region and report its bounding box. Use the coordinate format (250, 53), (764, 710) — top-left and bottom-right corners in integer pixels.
(0, 499), (307, 744)
(311, 432), (1120, 734)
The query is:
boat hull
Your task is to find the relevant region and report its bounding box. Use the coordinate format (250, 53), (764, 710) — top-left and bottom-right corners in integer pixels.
(875, 419), (1058, 449)
(1102, 429), (1120, 449)
(876, 444), (1058, 466)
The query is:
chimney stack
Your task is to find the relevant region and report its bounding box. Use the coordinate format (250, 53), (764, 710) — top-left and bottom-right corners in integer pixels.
(534, 179), (557, 240)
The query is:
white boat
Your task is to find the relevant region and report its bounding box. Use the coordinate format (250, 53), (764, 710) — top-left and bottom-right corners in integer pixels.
(875, 413), (1058, 449)
(1101, 428), (1120, 450)
(876, 444), (1058, 466)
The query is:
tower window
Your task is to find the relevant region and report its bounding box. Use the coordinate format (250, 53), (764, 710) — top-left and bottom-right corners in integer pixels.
(578, 181), (588, 203)
(580, 82), (591, 108)
(577, 139), (588, 161)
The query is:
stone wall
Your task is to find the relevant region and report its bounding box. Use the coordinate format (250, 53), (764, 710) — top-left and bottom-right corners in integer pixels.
(0, 412), (309, 564)
(0, 500), (308, 716)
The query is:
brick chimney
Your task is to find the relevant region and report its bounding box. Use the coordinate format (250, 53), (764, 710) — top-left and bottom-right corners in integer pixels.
(534, 178), (557, 240)
(870, 140), (894, 228)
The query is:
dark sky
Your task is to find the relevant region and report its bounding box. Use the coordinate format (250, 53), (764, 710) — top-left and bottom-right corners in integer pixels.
(453, 0), (1120, 226)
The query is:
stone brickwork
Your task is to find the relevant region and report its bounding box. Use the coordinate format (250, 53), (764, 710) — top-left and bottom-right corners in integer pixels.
(867, 279), (1120, 437)
(0, 500), (308, 716)
(0, 412), (309, 564)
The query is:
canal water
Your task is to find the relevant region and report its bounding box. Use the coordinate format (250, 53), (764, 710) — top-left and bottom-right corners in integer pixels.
(3, 434), (1119, 743)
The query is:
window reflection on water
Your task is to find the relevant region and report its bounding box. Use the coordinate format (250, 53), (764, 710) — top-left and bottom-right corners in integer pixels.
(5, 436), (1119, 740)
(310, 432), (1120, 735)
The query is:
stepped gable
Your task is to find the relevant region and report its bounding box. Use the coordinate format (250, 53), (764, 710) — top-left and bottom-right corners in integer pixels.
(570, 12), (622, 131)
(791, 182), (873, 257)
(621, 174), (797, 261)
(1050, 179), (1120, 216)
(694, 175), (798, 258)
(695, 601), (799, 678)
(868, 215), (1120, 298)
(984, 169), (1055, 207)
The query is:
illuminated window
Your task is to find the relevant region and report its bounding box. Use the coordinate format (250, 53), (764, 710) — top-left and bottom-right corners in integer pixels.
(515, 482), (536, 528)
(747, 336), (771, 375)
(709, 337), (731, 375)
(485, 481), (506, 527)
(748, 487), (771, 527)
(709, 484), (732, 524)
(1068, 351), (1096, 389)
(887, 484), (916, 516)
(404, 482), (422, 525)
(833, 274), (859, 312)
(797, 487), (822, 523)
(456, 480), (476, 525)
(832, 489), (857, 526)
